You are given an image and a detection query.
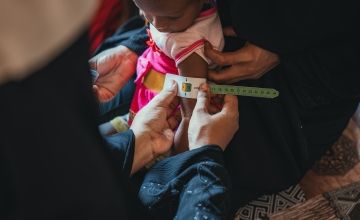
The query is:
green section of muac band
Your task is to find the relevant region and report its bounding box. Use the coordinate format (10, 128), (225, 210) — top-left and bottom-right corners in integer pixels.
(209, 84), (279, 98)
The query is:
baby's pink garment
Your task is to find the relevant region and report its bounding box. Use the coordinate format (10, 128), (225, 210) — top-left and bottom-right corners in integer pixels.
(128, 3), (223, 124)
(128, 43), (178, 124)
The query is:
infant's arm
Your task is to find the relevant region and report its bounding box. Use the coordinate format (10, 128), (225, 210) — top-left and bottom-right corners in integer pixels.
(174, 53), (208, 153)
(178, 53), (208, 116)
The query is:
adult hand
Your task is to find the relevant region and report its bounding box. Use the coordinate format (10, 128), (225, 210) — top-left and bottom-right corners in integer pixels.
(130, 81), (180, 174)
(204, 41), (280, 84)
(188, 84), (239, 151)
(89, 45), (138, 102)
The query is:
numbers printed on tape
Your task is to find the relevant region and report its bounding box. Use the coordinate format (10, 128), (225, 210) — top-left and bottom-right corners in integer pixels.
(164, 74), (206, 99)
(210, 85), (279, 99)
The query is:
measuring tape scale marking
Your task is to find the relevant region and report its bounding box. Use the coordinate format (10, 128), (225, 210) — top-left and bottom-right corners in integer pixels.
(210, 84), (279, 99)
(164, 74), (279, 99)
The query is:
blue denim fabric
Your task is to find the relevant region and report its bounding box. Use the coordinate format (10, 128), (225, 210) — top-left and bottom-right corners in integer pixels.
(104, 130), (135, 178)
(98, 77), (135, 116)
(139, 146), (231, 220)
(94, 16), (148, 57)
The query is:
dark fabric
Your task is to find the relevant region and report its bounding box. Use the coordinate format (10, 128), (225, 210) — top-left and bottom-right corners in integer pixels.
(139, 145), (231, 220)
(224, 68), (358, 210)
(215, 0), (360, 212)
(94, 15), (148, 56)
(104, 130), (135, 179)
(0, 33), (132, 219)
(223, 0), (360, 99)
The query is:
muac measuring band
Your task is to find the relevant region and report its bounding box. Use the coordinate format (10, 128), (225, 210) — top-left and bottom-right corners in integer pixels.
(164, 74), (279, 99)
(210, 84), (279, 98)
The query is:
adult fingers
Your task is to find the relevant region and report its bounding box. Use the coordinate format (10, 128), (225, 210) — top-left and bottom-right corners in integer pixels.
(223, 26), (237, 37)
(208, 94), (224, 114)
(204, 42), (251, 66)
(89, 51), (112, 74)
(167, 116), (180, 130)
(92, 84), (99, 94)
(150, 80), (179, 109)
(220, 94), (239, 119)
(193, 83), (210, 114)
(158, 128), (175, 154)
(89, 48), (122, 76)
(162, 128), (175, 144)
(208, 104), (221, 114)
(94, 85), (115, 102)
(88, 55), (98, 70)
(208, 63), (265, 84)
(208, 66), (244, 84)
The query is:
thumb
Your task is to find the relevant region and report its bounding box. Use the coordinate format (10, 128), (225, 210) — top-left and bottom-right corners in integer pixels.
(151, 80), (178, 106)
(220, 94), (239, 118)
(163, 128), (174, 141)
(194, 83), (210, 113)
(96, 86), (115, 102)
(88, 55), (98, 70)
(157, 128), (174, 154)
(204, 42), (249, 66)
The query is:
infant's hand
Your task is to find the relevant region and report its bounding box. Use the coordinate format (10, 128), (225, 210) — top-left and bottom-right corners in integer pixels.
(89, 45), (138, 102)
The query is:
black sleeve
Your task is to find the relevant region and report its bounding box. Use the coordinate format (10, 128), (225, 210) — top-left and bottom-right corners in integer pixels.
(94, 15), (148, 56)
(103, 130), (136, 178)
(224, 0), (360, 101)
(138, 146), (232, 220)
(0, 33), (131, 220)
(227, 0), (359, 55)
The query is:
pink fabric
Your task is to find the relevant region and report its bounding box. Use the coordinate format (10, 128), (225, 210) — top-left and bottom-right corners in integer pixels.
(129, 46), (178, 124)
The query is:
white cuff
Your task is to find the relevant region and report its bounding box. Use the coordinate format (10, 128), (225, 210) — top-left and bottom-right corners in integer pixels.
(164, 74), (206, 99)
